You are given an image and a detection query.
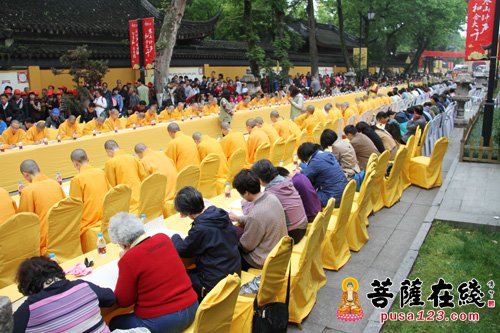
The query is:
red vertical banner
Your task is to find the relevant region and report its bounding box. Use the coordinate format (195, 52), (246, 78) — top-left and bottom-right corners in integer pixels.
(129, 20), (140, 69)
(465, 0), (497, 61)
(142, 17), (156, 69)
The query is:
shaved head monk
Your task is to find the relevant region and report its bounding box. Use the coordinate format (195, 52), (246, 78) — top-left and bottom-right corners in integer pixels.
(57, 115), (81, 140)
(165, 122), (200, 171)
(25, 121), (50, 144)
(255, 116), (279, 144)
(1, 120), (26, 147)
(69, 149), (110, 240)
(219, 122), (247, 161)
(18, 159), (65, 254)
(83, 116), (108, 136)
(270, 110), (291, 140)
(245, 118), (270, 166)
(104, 109), (122, 132)
(192, 132), (229, 182)
(134, 143), (177, 204)
(104, 140), (146, 213)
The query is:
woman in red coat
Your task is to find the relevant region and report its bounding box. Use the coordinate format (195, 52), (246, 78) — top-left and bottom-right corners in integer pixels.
(108, 212), (198, 333)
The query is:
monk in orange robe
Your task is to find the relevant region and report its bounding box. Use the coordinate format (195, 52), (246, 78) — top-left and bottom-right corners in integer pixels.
(104, 140), (147, 213)
(144, 105), (159, 125)
(104, 109), (123, 132)
(235, 96), (251, 111)
(82, 116), (109, 136)
(126, 112), (146, 128)
(69, 149), (110, 237)
(255, 116), (279, 144)
(245, 118), (270, 166)
(270, 111), (291, 139)
(25, 121), (51, 144)
(220, 122), (247, 161)
(135, 143), (177, 202)
(193, 132), (229, 180)
(0, 187), (17, 224)
(1, 120), (26, 147)
(166, 122), (200, 171)
(300, 105), (318, 142)
(18, 159), (66, 254)
(57, 115), (81, 140)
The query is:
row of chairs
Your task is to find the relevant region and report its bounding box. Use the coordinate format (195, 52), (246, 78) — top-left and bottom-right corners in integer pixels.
(191, 134), (450, 332)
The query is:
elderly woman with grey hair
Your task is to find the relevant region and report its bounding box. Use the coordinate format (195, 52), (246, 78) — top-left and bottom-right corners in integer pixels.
(108, 212), (198, 333)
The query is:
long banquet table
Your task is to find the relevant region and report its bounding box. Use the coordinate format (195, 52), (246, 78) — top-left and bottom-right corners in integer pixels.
(0, 188), (244, 309)
(0, 89), (394, 192)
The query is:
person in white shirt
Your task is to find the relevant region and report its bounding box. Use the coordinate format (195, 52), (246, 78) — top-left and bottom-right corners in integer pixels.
(93, 89), (108, 117)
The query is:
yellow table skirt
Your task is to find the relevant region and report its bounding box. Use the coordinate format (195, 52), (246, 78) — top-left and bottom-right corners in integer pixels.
(0, 88), (394, 192)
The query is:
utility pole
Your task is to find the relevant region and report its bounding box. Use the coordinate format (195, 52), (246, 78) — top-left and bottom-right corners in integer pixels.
(481, 0), (499, 146)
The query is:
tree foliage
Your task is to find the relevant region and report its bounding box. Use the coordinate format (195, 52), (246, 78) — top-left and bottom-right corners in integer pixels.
(53, 45), (109, 86)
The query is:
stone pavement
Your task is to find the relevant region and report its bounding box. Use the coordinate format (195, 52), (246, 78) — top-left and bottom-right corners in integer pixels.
(289, 128), (464, 333)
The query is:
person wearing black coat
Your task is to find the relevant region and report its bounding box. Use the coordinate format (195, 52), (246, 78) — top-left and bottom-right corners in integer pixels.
(171, 186), (241, 300)
(0, 94), (24, 124)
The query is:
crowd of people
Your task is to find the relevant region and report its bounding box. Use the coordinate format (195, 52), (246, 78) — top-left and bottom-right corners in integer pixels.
(2, 73), (456, 332)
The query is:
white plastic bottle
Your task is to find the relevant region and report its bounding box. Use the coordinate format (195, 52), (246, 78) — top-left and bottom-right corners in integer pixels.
(225, 182), (231, 199)
(140, 214), (146, 223)
(279, 159), (284, 167)
(96, 233), (107, 255)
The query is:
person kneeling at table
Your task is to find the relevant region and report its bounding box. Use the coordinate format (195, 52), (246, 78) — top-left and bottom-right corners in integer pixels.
(251, 159), (308, 244)
(229, 169), (288, 270)
(172, 186), (241, 300)
(13, 256), (116, 333)
(108, 212), (198, 333)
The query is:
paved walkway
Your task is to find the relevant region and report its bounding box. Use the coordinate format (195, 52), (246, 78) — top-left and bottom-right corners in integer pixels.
(289, 128), (464, 333)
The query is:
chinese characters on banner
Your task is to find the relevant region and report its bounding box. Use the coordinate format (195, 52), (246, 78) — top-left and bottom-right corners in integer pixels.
(128, 20), (140, 69)
(465, 0), (497, 61)
(142, 17), (156, 69)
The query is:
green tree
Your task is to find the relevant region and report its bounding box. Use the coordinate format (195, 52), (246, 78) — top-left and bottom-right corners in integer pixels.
(306, 0), (319, 76)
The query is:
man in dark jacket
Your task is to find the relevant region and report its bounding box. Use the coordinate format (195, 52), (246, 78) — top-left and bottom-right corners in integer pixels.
(172, 186), (241, 300)
(0, 93), (22, 125)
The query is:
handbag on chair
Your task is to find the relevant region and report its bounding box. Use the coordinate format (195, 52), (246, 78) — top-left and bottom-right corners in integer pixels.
(252, 264), (291, 333)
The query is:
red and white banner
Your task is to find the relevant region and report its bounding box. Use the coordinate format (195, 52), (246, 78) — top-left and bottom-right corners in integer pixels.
(129, 20), (140, 69)
(142, 17), (156, 69)
(465, 0), (497, 61)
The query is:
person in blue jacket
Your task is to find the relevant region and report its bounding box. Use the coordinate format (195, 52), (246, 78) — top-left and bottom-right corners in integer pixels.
(297, 143), (348, 208)
(171, 186), (241, 300)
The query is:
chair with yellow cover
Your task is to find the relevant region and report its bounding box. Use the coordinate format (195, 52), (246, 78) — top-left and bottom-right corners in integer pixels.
(401, 135), (415, 191)
(413, 123), (429, 157)
(312, 123), (324, 144)
(292, 198), (335, 291)
(409, 137), (449, 189)
(346, 169), (376, 252)
(184, 274), (241, 333)
(138, 173), (167, 222)
(321, 180), (356, 270)
(0, 213), (40, 288)
(412, 126), (422, 157)
(381, 146), (408, 208)
(269, 138), (286, 166)
(229, 236), (293, 333)
(282, 135), (297, 164)
(254, 142), (271, 162)
(370, 150), (390, 214)
(199, 154), (221, 198)
(47, 197), (83, 262)
(227, 149), (246, 183)
(287, 212), (326, 323)
(81, 184), (132, 253)
(296, 129), (307, 149)
(165, 165), (200, 216)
